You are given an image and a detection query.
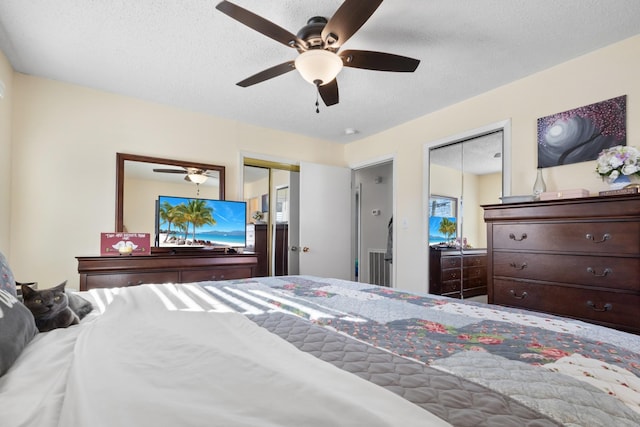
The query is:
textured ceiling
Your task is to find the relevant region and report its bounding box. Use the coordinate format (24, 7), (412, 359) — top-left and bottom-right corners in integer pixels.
(430, 132), (503, 176)
(0, 1), (639, 143)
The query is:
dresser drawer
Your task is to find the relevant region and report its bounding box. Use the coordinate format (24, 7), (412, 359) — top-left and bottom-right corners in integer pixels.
(440, 268), (462, 282)
(440, 256), (462, 269)
(463, 266), (486, 280)
(493, 279), (640, 331)
(181, 267), (254, 282)
(492, 222), (640, 254)
(463, 255), (486, 268)
(85, 271), (179, 289)
(463, 268), (487, 294)
(493, 252), (640, 291)
(439, 280), (462, 295)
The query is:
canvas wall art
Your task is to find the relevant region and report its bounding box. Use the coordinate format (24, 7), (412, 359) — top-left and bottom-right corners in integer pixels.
(537, 95), (626, 168)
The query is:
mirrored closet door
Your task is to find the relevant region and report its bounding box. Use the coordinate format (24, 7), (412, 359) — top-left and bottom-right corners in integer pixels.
(243, 160), (300, 277)
(428, 131), (504, 299)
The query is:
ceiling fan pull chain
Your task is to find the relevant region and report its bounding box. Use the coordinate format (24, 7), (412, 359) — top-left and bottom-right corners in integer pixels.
(196, 183), (200, 196)
(315, 86), (320, 114)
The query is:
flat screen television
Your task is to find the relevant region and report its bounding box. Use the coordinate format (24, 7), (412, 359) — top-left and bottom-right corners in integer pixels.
(428, 216), (457, 246)
(156, 196), (247, 248)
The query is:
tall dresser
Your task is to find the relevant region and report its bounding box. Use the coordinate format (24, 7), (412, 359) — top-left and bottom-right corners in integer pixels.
(483, 194), (640, 333)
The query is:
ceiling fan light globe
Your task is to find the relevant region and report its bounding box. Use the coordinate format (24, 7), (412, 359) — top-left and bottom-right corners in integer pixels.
(187, 173), (208, 185)
(294, 50), (343, 86)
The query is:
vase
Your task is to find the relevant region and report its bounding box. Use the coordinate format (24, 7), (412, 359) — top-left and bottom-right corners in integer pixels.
(609, 174), (631, 190)
(532, 168), (546, 200)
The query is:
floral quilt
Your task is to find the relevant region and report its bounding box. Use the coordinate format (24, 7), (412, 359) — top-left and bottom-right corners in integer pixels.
(204, 275), (640, 426)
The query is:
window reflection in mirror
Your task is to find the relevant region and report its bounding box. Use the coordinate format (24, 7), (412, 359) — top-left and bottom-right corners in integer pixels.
(276, 186), (289, 223)
(428, 195), (458, 246)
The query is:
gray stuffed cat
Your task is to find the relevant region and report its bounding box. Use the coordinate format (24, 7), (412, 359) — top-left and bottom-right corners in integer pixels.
(21, 281), (93, 332)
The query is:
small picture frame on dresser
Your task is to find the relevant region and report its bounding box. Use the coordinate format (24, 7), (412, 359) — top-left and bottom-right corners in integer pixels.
(100, 233), (151, 256)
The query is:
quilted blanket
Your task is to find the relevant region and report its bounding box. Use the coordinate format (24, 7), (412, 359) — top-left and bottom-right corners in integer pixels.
(82, 275), (640, 426)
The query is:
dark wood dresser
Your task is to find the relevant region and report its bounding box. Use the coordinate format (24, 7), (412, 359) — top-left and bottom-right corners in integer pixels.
(77, 252), (258, 291)
(483, 194), (640, 333)
(246, 223), (289, 277)
(429, 247), (487, 298)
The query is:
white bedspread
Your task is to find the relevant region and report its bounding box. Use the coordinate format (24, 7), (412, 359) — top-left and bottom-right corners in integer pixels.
(2, 284), (450, 427)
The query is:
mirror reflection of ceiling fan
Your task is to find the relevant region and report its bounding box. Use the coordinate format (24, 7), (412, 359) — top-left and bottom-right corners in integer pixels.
(216, 0), (420, 110)
(152, 167), (216, 184)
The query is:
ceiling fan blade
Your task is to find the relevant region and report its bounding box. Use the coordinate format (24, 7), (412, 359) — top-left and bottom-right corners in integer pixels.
(237, 61), (296, 87)
(340, 50), (420, 72)
(216, 1), (305, 49)
(321, 0), (383, 48)
(318, 79), (339, 106)
(153, 168), (187, 174)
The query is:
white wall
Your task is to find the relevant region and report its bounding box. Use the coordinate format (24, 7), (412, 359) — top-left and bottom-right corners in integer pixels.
(344, 35), (640, 294)
(0, 49), (12, 255)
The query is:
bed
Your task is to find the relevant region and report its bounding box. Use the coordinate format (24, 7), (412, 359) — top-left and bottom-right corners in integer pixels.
(2, 272), (640, 426)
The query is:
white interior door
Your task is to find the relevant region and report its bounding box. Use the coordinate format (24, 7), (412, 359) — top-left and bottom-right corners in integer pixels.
(288, 171), (300, 275)
(299, 162), (351, 279)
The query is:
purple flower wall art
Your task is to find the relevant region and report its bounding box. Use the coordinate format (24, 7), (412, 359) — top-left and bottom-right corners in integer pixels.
(537, 95), (626, 168)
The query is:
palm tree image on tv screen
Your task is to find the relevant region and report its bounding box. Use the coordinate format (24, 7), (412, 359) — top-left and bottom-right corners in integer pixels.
(157, 196), (247, 248)
(428, 216), (457, 246)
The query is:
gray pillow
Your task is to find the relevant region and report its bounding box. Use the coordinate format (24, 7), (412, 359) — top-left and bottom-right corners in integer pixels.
(0, 289), (38, 376)
(0, 251), (16, 297)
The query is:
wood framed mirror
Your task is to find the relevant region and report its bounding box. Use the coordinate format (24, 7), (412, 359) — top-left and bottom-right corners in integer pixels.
(115, 153), (225, 233)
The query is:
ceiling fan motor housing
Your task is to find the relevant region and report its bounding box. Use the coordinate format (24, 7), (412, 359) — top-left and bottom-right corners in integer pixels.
(296, 16), (336, 52)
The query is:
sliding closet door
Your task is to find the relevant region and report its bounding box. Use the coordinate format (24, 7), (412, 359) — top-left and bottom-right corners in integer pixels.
(429, 143), (463, 297)
(428, 130), (504, 298)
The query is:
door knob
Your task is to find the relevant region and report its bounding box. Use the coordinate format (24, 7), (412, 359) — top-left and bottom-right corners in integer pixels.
(302, 247), (310, 252)
(290, 246), (298, 252)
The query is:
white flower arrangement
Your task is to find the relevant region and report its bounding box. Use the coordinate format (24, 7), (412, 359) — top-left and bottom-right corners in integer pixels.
(595, 145), (640, 182)
(251, 211), (263, 221)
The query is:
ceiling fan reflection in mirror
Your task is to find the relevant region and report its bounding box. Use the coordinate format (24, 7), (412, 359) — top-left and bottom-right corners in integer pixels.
(153, 167), (217, 195)
(153, 167), (218, 195)
(216, 0), (420, 112)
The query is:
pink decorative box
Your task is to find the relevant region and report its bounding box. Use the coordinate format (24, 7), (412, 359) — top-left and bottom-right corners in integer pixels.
(539, 189), (590, 201)
(100, 233), (151, 256)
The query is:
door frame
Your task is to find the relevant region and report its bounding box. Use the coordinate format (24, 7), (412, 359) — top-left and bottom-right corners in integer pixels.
(349, 154), (396, 287)
(240, 152), (300, 276)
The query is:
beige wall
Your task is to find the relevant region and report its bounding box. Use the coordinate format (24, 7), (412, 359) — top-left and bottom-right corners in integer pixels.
(0, 49), (12, 254)
(345, 35), (640, 293)
(10, 75), (344, 289)
(4, 35), (639, 292)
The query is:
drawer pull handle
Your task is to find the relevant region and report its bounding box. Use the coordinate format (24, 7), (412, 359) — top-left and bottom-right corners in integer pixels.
(509, 233), (527, 242)
(586, 267), (612, 277)
(509, 262), (527, 270)
(585, 233), (611, 243)
(509, 290), (528, 300)
(127, 280), (144, 286)
(587, 301), (613, 312)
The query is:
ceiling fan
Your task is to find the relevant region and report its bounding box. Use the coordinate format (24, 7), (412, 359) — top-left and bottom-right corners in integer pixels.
(216, 0), (420, 109)
(153, 167), (215, 184)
